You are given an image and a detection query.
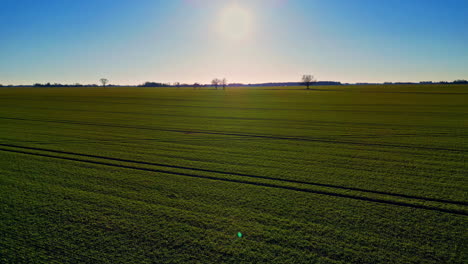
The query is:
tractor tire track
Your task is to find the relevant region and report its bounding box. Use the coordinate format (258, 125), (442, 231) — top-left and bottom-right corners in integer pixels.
(0, 146), (466, 216)
(1, 143), (466, 207)
(0, 116), (466, 153)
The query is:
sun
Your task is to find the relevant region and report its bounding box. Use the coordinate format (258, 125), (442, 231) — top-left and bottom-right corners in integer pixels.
(217, 4), (253, 40)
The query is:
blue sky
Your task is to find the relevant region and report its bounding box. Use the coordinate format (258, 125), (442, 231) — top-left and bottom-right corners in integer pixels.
(1, 0), (467, 85)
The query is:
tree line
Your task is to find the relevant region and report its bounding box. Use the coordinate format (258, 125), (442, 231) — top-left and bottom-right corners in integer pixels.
(1, 77), (466, 88)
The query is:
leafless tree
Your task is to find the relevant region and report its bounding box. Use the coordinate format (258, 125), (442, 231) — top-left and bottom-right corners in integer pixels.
(212, 78), (220, 90)
(193, 82), (201, 89)
(100, 78), (109, 87)
(221, 78), (227, 90)
(301, 75), (316, 89)
(174, 82), (181, 88)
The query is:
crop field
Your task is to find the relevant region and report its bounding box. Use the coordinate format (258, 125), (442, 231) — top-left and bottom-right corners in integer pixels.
(0, 85), (467, 263)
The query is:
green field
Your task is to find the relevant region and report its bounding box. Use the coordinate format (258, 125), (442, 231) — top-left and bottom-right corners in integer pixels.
(0, 85), (467, 263)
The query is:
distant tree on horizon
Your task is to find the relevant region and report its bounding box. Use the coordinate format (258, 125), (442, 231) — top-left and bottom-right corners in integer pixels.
(302, 75), (316, 89)
(193, 82), (201, 89)
(221, 78), (227, 90)
(100, 78), (109, 87)
(212, 78), (220, 90)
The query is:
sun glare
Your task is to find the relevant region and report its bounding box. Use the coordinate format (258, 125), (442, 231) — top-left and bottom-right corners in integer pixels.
(217, 4), (253, 40)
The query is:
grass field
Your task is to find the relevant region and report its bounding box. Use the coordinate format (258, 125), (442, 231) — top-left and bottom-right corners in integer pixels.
(0, 85), (467, 263)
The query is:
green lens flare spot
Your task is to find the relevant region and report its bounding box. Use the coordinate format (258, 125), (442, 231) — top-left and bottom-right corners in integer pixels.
(237, 232), (243, 238)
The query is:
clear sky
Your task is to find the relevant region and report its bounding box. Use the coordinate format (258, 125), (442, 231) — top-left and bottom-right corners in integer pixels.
(1, 0), (467, 85)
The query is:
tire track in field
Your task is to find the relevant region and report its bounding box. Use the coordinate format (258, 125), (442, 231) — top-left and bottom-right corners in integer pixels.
(3, 103), (465, 131)
(0, 145), (467, 216)
(2, 105), (463, 139)
(0, 116), (466, 153)
(1, 143), (466, 207)
(4, 137), (464, 185)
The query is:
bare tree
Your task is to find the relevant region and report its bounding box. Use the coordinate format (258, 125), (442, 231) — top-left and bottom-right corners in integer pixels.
(100, 78), (109, 87)
(174, 82), (181, 88)
(221, 78), (227, 90)
(301, 75), (316, 89)
(212, 78), (220, 90)
(193, 82), (201, 90)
